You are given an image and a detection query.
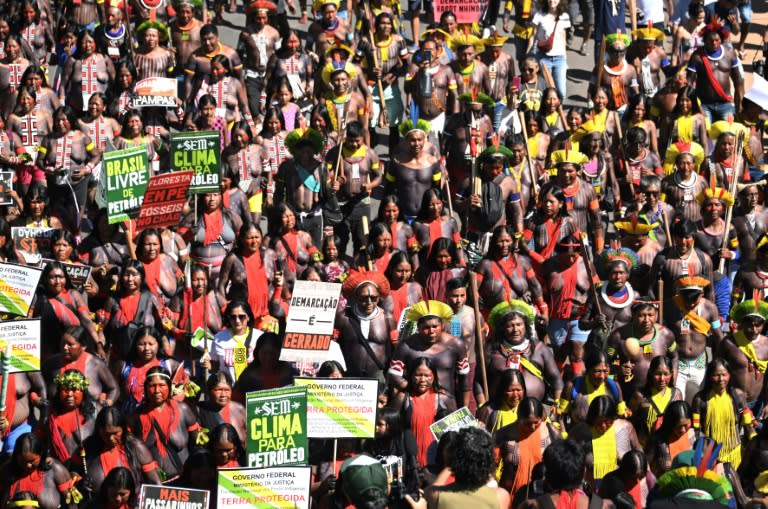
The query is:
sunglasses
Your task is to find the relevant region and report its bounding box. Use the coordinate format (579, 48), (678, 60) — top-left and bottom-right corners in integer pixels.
(230, 314), (248, 321)
(358, 295), (379, 302)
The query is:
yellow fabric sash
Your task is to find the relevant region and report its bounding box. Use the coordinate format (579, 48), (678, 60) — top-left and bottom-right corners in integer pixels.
(647, 387), (672, 432)
(493, 402), (519, 433)
(676, 114), (694, 142)
(734, 330), (768, 374)
(545, 111), (559, 128)
(375, 36), (392, 62)
(673, 295), (712, 335)
(585, 376), (608, 405)
(705, 390), (741, 468)
(232, 329), (250, 380)
(592, 424), (618, 480)
(520, 356), (543, 380)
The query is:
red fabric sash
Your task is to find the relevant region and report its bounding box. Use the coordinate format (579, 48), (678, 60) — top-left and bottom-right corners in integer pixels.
(625, 479), (643, 509)
(138, 400), (181, 459)
(61, 351), (88, 375)
(428, 219), (444, 247)
(374, 251), (392, 273)
(48, 292), (81, 326)
(49, 409), (83, 463)
(411, 390), (437, 467)
(282, 231), (299, 273)
(119, 292), (141, 323)
(551, 259), (581, 319)
(697, 49), (733, 102)
(99, 446), (130, 479)
(203, 210), (224, 246)
(143, 258), (162, 297)
(540, 218), (562, 260)
(244, 251), (269, 318)
(9, 470), (45, 499)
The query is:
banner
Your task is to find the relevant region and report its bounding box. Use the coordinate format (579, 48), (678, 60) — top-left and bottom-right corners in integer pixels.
(294, 377), (377, 438)
(0, 171), (13, 206)
(246, 386), (307, 468)
(0, 319), (41, 372)
(41, 259), (91, 288)
(133, 77), (179, 108)
(279, 281), (341, 363)
(137, 171), (194, 231)
(171, 131), (220, 193)
(104, 145), (150, 224)
(138, 485), (210, 509)
(0, 262), (42, 316)
(433, 0), (488, 23)
(429, 407), (479, 440)
(11, 227), (55, 264)
(217, 467), (311, 509)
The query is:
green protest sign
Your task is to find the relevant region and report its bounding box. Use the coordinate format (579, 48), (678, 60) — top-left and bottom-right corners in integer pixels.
(246, 386), (307, 468)
(171, 131), (221, 193)
(104, 145), (149, 224)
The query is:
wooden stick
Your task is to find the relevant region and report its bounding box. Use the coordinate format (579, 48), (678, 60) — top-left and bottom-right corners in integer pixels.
(364, 0), (389, 128)
(595, 35), (607, 92)
(125, 220), (137, 260)
(629, 0), (638, 36)
(579, 232), (603, 316)
(518, 110), (539, 203)
(718, 131), (745, 274)
(468, 272), (489, 401)
(0, 345), (9, 415)
(614, 111), (634, 197)
(539, 64), (569, 130)
(657, 278), (664, 324)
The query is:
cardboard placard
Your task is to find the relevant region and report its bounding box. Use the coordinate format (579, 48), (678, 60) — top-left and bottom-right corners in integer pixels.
(171, 131), (221, 194)
(137, 484), (210, 509)
(279, 281), (341, 363)
(104, 145), (150, 224)
(246, 386), (308, 468)
(433, 0), (489, 23)
(429, 406), (479, 440)
(11, 227), (55, 264)
(293, 377), (378, 438)
(41, 259), (92, 288)
(0, 319), (41, 372)
(136, 171), (194, 231)
(133, 77), (179, 108)
(0, 262), (42, 316)
(217, 467), (311, 509)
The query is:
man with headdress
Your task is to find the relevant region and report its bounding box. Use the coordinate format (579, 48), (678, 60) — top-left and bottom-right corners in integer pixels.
(317, 43), (371, 100)
(608, 299), (677, 393)
(543, 234), (600, 376)
(170, 0), (204, 74)
(660, 142), (708, 222)
(384, 116), (442, 219)
(628, 25), (671, 99)
(388, 300), (471, 407)
(308, 0), (350, 56)
(94, 0), (132, 63)
(479, 34), (515, 102)
(667, 274), (723, 401)
(687, 20), (744, 123)
(450, 33), (490, 98)
(274, 128), (332, 246)
(239, 0), (281, 118)
(325, 121), (382, 254)
(322, 66), (369, 145)
(551, 148), (605, 253)
(183, 24), (243, 100)
(404, 37), (457, 137)
(595, 31), (638, 112)
(335, 270), (395, 382)
(442, 91), (494, 192)
(459, 143), (524, 236)
(615, 217), (664, 287)
(720, 297), (768, 411)
(703, 120), (749, 189)
(485, 299), (563, 403)
(357, 11), (408, 153)
(580, 245), (641, 339)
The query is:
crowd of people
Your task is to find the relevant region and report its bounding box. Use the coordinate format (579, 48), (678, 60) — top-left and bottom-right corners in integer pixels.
(0, 0), (766, 507)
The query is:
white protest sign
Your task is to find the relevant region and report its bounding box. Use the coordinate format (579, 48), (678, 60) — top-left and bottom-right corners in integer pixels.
(0, 319), (42, 372)
(217, 466), (311, 509)
(294, 377), (378, 438)
(279, 281), (341, 363)
(0, 263), (43, 316)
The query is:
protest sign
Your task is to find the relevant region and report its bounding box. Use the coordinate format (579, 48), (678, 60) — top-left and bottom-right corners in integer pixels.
(11, 227), (55, 264)
(137, 171), (194, 231)
(104, 145), (149, 224)
(0, 319), (41, 372)
(133, 77), (179, 108)
(0, 171), (13, 206)
(171, 131), (220, 193)
(429, 407), (479, 440)
(279, 281), (341, 363)
(294, 377), (378, 438)
(41, 259), (92, 288)
(246, 386), (307, 468)
(433, 0), (488, 23)
(138, 484), (210, 509)
(0, 263), (42, 316)
(217, 467), (311, 509)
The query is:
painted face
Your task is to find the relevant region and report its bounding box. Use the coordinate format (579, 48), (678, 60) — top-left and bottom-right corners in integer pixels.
(88, 96), (105, 118)
(55, 112), (71, 133)
(355, 284), (380, 315)
(607, 264), (628, 289)
(374, 231), (392, 255)
(505, 381), (525, 405)
(61, 334), (83, 362)
(673, 235), (694, 256)
(743, 317), (765, 341)
(106, 488), (132, 509)
(435, 249), (451, 269)
(210, 383), (232, 407)
(99, 424), (124, 449)
(382, 202), (399, 224)
(126, 115), (143, 136)
(331, 72), (350, 95)
(410, 364), (435, 394)
(324, 241), (338, 261)
(588, 363), (610, 386)
(177, 4), (194, 24)
(558, 164), (579, 186)
(47, 268), (67, 294)
(146, 376), (171, 405)
(652, 364), (672, 391)
(118, 66), (134, 89)
(543, 192), (562, 218)
(204, 192), (222, 211)
(58, 385), (84, 410)
(18, 452), (41, 474)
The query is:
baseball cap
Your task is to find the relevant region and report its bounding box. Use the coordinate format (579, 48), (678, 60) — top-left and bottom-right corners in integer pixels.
(341, 455), (388, 506)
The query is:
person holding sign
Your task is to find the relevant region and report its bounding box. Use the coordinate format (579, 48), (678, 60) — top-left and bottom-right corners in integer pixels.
(202, 300), (262, 384)
(127, 367), (201, 481)
(336, 270), (395, 382)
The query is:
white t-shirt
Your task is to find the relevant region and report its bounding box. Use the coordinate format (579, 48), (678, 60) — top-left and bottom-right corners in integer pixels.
(210, 328), (263, 382)
(637, 0), (665, 24)
(532, 12), (572, 57)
